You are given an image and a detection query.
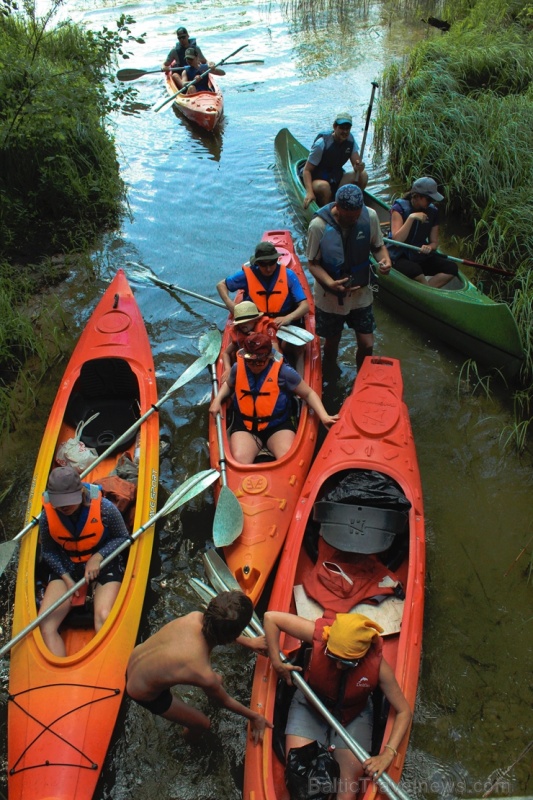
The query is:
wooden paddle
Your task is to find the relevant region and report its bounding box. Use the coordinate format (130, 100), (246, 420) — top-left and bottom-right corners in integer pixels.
(0, 469), (220, 659)
(117, 60), (263, 81)
(209, 363), (244, 547)
(150, 276), (314, 345)
(196, 558), (414, 800)
(153, 44), (248, 113)
(0, 330), (221, 578)
(382, 237), (515, 278)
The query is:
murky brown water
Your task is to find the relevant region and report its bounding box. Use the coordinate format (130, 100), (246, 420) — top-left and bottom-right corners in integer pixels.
(0, 1), (532, 798)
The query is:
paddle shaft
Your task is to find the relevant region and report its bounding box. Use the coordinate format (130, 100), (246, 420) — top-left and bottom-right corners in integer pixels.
(118, 59), (262, 82)
(195, 569), (411, 800)
(209, 364), (228, 487)
(152, 278), (313, 344)
(0, 471), (219, 658)
(382, 238), (514, 277)
(154, 44), (248, 112)
(359, 80), (379, 162)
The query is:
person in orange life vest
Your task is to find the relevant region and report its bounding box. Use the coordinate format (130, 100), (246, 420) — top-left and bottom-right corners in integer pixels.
(263, 611), (412, 800)
(209, 333), (338, 464)
(181, 47), (225, 95)
(162, 26), (207, 90)
(221, 301), (278, 384)
(216, 241), (309, 330)
(37, 466), (129, 657)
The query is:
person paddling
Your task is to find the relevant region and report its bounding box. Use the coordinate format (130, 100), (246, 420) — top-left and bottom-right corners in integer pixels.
(181, 47), (225, 94)
(162, 26), (207, 90)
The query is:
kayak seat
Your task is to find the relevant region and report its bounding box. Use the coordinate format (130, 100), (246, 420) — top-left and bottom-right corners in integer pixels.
(66, 358), (140, 455)
(313, 502), (407, 554)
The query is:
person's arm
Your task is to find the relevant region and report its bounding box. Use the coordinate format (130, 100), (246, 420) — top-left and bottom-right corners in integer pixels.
(207, 61), (225, 76)
(362, 659), (412, 781)
(209, 379), (233, 419)
(39, 514), (74, 579)
(349, 148), (364, 175)
(272, 298), (309, 329)
(390, 208), (429, 243)
(302, 161), (317, 209)
(235, 633), (268, 652)
(428, 224), (439, 252)
(294, 381), (339, 428)
(86, 499), (129, 583)
(263, 611), (314, 685)
(372, 244), (392, 275)
(162, 49), (176, 70)
(307, 259), (350, 296)
(196, 46), (207, 64)
(202, 671), (273, 743)
(216, 278), (236, 314)
(221, 342), (237, 383)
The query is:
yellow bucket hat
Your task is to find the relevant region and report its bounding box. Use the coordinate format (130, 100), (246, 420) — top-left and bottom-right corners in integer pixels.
(322, 613), (383, 660)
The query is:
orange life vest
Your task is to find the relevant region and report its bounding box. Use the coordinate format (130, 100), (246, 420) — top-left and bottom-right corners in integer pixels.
(235, 354), (283, 432)
(42, 485), (105, 563)
(303, 537), (403, 612)
(243, 263), (290, 316)
(305, 613), (383, 725)
(229, 317), (277, 349)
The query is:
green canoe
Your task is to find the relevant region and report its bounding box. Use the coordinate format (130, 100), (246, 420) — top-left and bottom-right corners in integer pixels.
(274, 127), (525, 379)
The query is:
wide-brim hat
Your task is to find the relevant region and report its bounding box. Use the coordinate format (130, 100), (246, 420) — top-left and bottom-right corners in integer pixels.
(250, 241), (282, 266)
(233, 301), (264, 325)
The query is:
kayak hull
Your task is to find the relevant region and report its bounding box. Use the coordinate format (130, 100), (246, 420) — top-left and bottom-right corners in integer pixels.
(274, 127), (524, 378)
(208, 229), (322, 605)
(165, 72), (223, 131)
(8, 270), (159, 800)
(243, 356), (425, 800)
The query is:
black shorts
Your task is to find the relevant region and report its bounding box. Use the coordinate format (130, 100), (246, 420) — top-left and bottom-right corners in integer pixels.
(127, 688), (173, 716)
(48, 555), (124, 585)
(315, 305), (376, 338)
(394, 254), (458, 280)
(231, 419), (296, 447)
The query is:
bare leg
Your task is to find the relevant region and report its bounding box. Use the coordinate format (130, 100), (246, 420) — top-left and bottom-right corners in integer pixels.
(230, 431), (262, 464)
(339, 169), (369, 191)
(355, 332), (374, 370)
(334, 747), (365, 800)
(427, 272), (455, 288)
(266, 429), (296, 459)
(38, 579), (73, 657)
(161, 696), (211, 731)
(93, 580), (121, 631)
(312, 178), (333, 206)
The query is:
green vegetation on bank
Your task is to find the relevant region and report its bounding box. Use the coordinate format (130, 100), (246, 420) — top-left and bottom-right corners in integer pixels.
(0, 0), (143, 437)
(374, 0), (533, 449)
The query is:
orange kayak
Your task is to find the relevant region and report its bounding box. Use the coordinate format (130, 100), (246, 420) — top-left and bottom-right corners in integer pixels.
(164, 72), (223, 131)
(8, 270), (159, 800)
(243, 356), (425, 799)
(208, 229), (322, 605)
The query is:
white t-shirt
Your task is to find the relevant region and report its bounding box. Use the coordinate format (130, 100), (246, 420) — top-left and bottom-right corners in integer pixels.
(306, 207), (383, 313)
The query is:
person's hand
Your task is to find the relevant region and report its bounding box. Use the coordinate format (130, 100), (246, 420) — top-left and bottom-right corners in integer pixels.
(272, 315), (290, 329)
(246, 635), (268, 654)
(354, 159), (365, 172)
(208, 61), (215, 69)
(84, 553), (103, 584)
(363, 748), (395, 781)
(272, 661), (302, 686)
(209, 399), (223, 419)
(329, 276), (352, 296)
(419, 244), (432, 255)
(377, 259), (391, 275)
(321, 413), (340, 428)
(249, 714), (274, 744)
(410, 211), (428, 223)
(303, 191), (315, 209)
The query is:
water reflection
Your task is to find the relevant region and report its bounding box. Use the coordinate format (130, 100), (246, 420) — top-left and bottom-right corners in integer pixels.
(168, 106), (224, 162)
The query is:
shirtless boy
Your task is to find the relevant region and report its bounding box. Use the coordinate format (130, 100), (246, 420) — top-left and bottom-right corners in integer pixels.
(126, 590), (271, 742)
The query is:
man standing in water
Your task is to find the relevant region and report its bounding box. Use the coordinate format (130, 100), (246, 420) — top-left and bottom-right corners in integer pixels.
(126, 590), (271, 743)
(307, 184), (391, 372)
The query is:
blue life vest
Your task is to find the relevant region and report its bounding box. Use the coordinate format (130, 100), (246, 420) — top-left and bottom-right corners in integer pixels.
(183, 62), (210, 91)
(172, 37), (198, 67)
(387, 198), (439, 262)
(312, 131), (355, 186)
(315, 203), (371, 286)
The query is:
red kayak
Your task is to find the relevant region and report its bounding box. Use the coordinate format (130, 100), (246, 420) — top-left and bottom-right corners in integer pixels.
(244, 356), (425, 799)
(164, 72), (223, 131)
(208, 229), (322, 605)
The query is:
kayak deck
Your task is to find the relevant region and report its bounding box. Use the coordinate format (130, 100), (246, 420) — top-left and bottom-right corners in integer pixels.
(164, 72), (223, 131)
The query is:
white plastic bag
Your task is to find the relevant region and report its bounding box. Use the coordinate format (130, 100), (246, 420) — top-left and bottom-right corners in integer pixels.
(56, 414), (99, 473)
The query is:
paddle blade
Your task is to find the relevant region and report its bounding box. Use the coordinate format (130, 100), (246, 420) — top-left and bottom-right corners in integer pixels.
(163, 468), (220, 515)
(212, 486), (244, 547)
(282, 324), (314, 343)
(276, 328), (308, 346)
(203, 550), (234, 595)
(189, 576), (216, 606)
(0, 540), (18, 577)
(199, 328), (222, 364)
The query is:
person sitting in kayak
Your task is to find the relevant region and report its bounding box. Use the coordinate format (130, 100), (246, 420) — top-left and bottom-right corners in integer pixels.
(263, 610), (412, 799)
(162, 26), (207, 90)
(300, 112), (369, 209)
(209, 333), (338, 464)
(37, 466), (130, 658)
(221, 301), (278, 384)
(181, 47), (225, 94)
(126, 590), (271, 743)
(387, 177), (458, 288)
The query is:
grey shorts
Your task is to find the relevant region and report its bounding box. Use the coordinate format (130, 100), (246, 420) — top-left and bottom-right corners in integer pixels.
(285, 690), (373, 751)
(315, 305), (376, 338)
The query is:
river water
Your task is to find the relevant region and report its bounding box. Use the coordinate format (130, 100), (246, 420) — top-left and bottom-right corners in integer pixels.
(0, 1), (532, 798)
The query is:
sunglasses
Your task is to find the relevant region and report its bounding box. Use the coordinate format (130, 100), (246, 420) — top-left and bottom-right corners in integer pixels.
(257, 258), (278, 267)
(244, 355), (269, 365)
(178, 35), (188, 39)
(324, 646), (360, 668)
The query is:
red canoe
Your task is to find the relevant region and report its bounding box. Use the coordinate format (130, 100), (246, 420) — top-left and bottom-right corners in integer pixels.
(164, 72), (223, 131)
(8, 270), (159, 800)
(208, 229), (322, 605)
(243, 356), (425, 799)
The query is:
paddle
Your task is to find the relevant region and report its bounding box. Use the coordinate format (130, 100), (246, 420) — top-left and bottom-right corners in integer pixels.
(201, 550), (414, 800)
(382, 237), (515, 278)
(0, 469), (220, 659)
(117, 60), (263, 82)
(0, 330), (221, 579)
(359, 80), (379, 161)
(153, 45), (248, 113)
(209, 363), (244, 547)
(149, 276), (314, 345)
